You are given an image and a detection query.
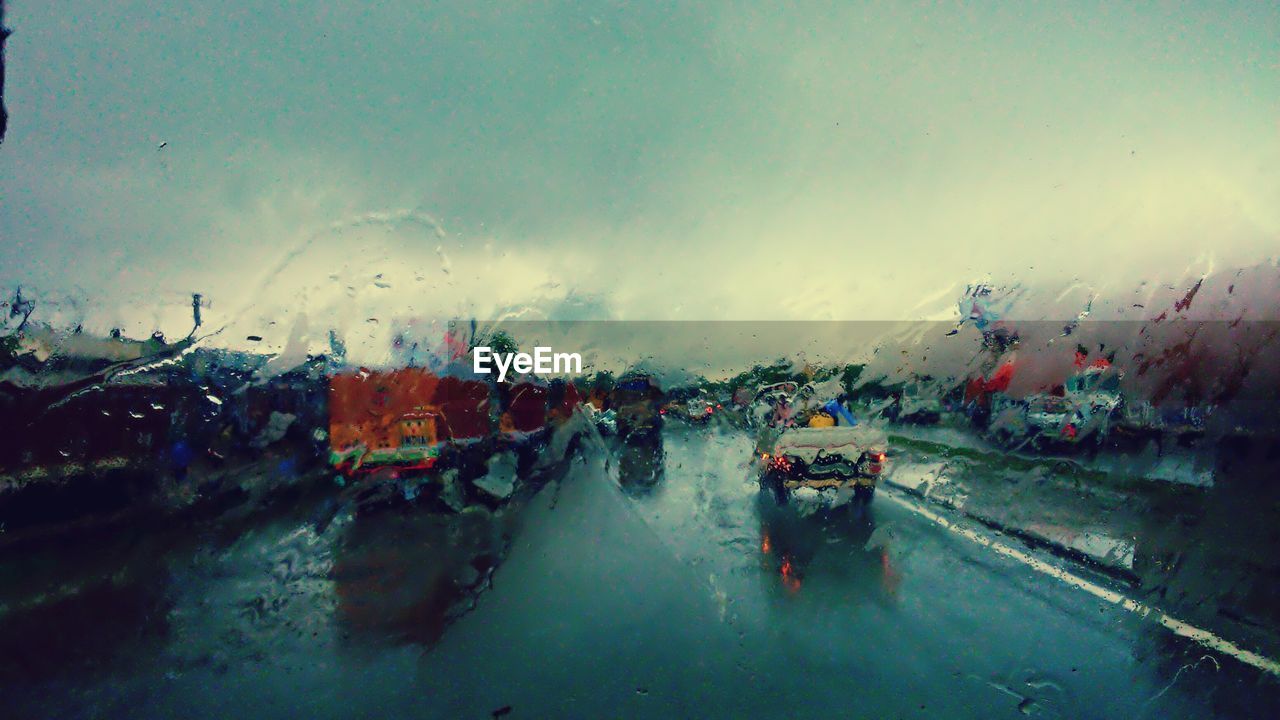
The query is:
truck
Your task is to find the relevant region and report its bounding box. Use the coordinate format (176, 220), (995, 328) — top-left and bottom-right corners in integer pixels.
(756, 426), (889, 505)
(328, 369), (581, 482)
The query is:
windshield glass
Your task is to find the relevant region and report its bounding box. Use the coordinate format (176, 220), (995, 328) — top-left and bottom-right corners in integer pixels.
(2, 3), (1279, 718)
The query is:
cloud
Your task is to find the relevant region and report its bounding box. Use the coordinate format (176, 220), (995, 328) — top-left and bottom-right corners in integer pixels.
(0, 1), (1276, 336)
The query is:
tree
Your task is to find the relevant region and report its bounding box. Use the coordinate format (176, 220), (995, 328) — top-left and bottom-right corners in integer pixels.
(472, 329), (518, 356)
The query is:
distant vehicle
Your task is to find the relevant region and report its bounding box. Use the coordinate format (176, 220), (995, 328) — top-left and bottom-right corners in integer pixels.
(328, 369), (581, 477)
(581, 403), (617, 436)
(673, 391), (721, 424)
(749, 381), (822, 428)
(1020, 366), (1121, 447)
(1023, 395), (1074, 437)
(1117, 401), (1210, 435)
(748, 382), (798, 426)
(1112, 401), (1213, 455)
(611, 374), (664, 438)
(888, 381), (942, 424)
(1116, 401), (1159, 434)
(756, 426), (889, 505)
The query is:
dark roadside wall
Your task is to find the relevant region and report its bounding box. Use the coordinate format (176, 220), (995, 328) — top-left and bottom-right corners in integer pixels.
(0, 382), (183, 535)
(0, 374), (328, 545)
(1, 364), (584, 544)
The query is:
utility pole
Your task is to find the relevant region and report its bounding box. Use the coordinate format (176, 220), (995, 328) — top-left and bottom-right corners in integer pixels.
(191, 293), (203, 331)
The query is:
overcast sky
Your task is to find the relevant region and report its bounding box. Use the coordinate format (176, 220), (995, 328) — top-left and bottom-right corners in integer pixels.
(1, 1), (1276, 345)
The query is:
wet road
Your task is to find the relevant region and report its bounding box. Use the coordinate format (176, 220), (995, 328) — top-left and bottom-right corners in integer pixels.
(3, 425), (1278, 718)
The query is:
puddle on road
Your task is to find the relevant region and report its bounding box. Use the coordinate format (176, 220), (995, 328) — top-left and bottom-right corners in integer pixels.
(0, 467), (542, 713)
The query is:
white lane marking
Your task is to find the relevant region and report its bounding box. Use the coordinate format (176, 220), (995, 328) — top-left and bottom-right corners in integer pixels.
(881, 490), (1280, 677)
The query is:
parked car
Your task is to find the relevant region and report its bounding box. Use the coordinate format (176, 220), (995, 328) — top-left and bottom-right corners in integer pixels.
(1021, 367), (1121, 447)
(888, 381), (942, 424)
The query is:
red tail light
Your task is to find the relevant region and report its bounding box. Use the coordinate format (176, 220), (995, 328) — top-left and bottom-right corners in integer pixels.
(864, 450), (886, 475)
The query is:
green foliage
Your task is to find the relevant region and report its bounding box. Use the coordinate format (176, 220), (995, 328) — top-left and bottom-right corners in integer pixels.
(473, 329), (519, 356)
(563, 359), (869, 401)
(839, 364), (864, 396)
(573, 370), (616, 395)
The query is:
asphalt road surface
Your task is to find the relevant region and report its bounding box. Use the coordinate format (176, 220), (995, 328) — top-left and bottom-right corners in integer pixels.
(3, 425), (1277, 718)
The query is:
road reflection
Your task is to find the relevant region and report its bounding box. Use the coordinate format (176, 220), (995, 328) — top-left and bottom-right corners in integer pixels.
(0, 554), (171, 685)
(330, 505), (512, 648)
(3, 424), (1279, 719)
(752, 490), (898, 605)
(617, 427), (665, 493)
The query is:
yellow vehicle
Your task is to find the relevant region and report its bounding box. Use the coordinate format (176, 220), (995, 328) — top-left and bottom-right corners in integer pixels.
(807, 412), (836, 428)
